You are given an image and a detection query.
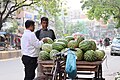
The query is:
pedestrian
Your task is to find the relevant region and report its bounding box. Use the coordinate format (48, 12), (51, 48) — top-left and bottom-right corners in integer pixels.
(104, 37), (110, 49)
(14, 35), (21, 49)
(35, 17), (56, 41)
(99, 39), (103, 47)
(21, 20), (47, 80)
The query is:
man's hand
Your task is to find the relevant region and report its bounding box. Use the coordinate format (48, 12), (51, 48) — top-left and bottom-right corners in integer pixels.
(42, 38), (48, 43)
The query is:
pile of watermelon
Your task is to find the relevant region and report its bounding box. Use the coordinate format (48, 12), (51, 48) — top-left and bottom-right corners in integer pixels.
(39, 36), (105, 62)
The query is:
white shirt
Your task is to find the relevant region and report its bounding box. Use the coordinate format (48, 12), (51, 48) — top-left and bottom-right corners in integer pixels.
(21, 30), (43, 57)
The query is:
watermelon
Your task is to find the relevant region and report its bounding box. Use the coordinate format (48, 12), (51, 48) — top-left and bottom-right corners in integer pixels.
(95, 50), (105, 60)
(42, 43), (52, 52)
(52, 42), (65, 51)
(79, 40), (96, 52)
(61, 48), (69, 53)
(68, 40), (78, 49)
(39, 51), (50, 60)
(50, 50), (59, 60)
(79, 40), (92, 52)
(56, 42), (66, 48)
(45, 37), (53, 44)
(84, 50), (96, 62)
(56, 39), (68, 47)
(75, 48), (83, 60)
(90, 40), (97, 51)
(76, 36), (84, 44)
(65, 36), (74, 42)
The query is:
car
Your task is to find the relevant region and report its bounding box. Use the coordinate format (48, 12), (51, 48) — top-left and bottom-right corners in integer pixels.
(111, 37), (120, 55)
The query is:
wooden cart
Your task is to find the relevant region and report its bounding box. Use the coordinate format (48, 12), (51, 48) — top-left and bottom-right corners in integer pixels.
(36, 57), (106, 80)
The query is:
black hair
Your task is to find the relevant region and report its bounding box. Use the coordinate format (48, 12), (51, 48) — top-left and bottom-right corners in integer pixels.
(25, 20), (35, 29)
(41, 17), (48, 23)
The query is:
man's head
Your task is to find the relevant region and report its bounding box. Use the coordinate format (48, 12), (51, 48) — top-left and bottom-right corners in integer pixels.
(41, 17), (48, 29)
(25, 20), (35, 32)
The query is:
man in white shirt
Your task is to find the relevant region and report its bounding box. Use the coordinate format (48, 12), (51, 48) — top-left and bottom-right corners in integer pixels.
(21, 20), (47, 80)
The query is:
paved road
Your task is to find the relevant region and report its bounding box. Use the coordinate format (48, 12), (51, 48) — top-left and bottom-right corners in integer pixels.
(0, 46), (120, 80)
(102, 47), (120, 80)
(0, 57), (24, 80)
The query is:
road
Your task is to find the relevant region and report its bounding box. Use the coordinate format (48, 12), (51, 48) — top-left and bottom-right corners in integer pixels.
(0, 46), (120, 80)
(102, 47), (120, 80)
(0, 57), (24, 80)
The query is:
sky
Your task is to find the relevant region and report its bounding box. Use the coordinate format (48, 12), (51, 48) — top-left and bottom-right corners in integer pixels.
(66, 0), (82, 10)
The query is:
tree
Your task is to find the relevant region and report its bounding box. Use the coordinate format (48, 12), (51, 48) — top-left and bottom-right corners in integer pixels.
(32, 0), (67, 26)
(81, 0), (120, 28)
(6, 19), (18, 33)
(0, 0), (37, 30)
(66, 21), (86, 36)
(33, 0), (64, 17)
(54, 16), (64, 38)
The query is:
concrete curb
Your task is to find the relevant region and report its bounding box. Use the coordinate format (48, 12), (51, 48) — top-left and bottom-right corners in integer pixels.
(0, 50), (21, 60)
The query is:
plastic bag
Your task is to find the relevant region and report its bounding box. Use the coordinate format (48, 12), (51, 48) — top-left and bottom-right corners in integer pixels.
(65, 49), (77, 79)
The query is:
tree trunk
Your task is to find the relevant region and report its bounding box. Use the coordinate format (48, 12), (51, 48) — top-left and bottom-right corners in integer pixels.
(0, 16), (3, 30)
(0, 22), (2, 30)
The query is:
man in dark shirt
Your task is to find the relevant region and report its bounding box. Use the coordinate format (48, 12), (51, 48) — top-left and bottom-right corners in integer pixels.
(35, 17), (56, 79)
(35, 17), (56, 41)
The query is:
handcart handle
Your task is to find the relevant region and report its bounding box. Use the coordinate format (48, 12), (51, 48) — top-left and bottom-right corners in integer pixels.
(53, 48), (77, 57)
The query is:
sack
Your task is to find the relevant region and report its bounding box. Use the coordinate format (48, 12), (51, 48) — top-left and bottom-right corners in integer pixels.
(65, 49), (77, 79)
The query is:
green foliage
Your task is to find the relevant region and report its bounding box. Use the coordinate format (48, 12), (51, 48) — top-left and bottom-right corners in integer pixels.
(81, 0), (120, 28)
(6, 19), (18, 33)
(66, 21), (86, 36)
(54, 16), (64, 38)
(33, 0), (66, 17)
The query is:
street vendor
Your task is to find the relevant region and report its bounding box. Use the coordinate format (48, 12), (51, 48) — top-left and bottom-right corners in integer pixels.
(35, 17), (56, 78)
(35, 17), (56, 41)
(21, 20), (47, 80)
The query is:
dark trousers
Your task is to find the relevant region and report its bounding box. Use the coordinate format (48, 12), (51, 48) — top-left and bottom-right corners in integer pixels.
(22, 55), (38, 80)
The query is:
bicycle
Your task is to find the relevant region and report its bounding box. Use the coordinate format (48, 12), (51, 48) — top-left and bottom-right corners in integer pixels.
(50, 51), (66, 80)
(51, 48), (76, 80)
